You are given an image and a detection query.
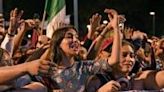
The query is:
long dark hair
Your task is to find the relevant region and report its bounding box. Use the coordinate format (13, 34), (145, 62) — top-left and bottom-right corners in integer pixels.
(50, 25), (77, 65)
(122, 40), (141, 75)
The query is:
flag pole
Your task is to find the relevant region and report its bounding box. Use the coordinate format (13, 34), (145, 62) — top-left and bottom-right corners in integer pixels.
(0, 0), (3, 13)
(73, 0), (78, 32)
(40, 10), (46, 35)
(40, 0), (48, 35)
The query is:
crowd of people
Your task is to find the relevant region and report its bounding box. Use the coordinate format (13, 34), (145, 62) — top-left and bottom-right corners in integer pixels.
(0, 7), (163, 92)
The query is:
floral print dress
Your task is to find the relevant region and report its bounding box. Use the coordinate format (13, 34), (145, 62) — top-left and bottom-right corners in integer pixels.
(50, 60), (112, 92)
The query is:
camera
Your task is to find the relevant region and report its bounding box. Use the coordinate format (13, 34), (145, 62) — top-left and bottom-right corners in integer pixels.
(117, 77), (130, 91)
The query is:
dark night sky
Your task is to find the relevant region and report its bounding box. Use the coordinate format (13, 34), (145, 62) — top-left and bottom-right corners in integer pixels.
(77, 0), (164, 37)
(3, 0), (164, 37)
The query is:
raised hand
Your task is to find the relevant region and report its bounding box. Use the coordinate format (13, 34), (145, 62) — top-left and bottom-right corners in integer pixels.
(90, 13), (102, 31)
(0, 13), (4, 29)
(19, 19), (40, 31)
(0, 14), (5, 36)
(104, 9), (119, 30)
(103, 9), (122, 66)
(8, 8), (24, 35)
(88, 13), (102, 39)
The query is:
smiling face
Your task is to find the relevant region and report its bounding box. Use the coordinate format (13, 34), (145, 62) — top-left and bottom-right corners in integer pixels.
(60, 29), (80, 57)
(119, 44), (135, 74)
(51, 26), (81, 64)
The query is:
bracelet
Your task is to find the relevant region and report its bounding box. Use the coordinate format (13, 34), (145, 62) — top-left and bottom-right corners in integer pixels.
(7, 33), (15, 37)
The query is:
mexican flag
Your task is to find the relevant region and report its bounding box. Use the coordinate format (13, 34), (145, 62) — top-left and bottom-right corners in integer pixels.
(45, 0), (66, 38)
